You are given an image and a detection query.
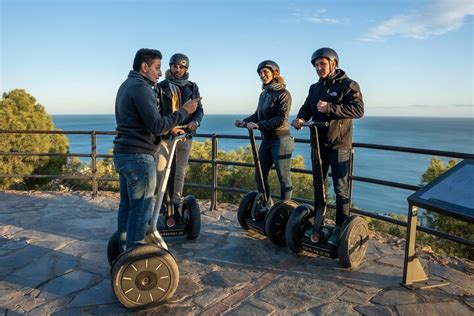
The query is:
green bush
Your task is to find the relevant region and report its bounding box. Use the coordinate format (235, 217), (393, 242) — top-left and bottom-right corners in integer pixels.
(185, 139), (314, 204)
(0, 89), (69, 189)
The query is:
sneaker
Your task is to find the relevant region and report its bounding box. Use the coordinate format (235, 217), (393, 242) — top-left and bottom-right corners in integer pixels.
(327, 226), (341, 245)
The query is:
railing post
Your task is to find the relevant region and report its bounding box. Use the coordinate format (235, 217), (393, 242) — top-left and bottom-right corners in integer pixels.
(349, 148), (355, 210)
(91, 131), (97, 198)
(210, 134), (218, 211)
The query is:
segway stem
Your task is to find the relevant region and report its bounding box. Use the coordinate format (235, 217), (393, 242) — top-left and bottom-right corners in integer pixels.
(150, 133), (189, 244)
(304, 122), (329, 233)
(236, 124), (269, 203)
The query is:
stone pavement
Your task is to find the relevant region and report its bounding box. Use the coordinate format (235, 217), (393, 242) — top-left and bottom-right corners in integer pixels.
(0, 191), (472, 315)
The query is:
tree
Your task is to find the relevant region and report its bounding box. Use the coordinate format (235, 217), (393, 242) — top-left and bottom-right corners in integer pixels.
(420, 157), (473, 259)
(0, 89), (69, 189)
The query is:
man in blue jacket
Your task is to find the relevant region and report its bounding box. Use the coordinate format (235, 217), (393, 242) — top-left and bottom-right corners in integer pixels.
(292, 47), (364, 244)
(113, 48), (199, 251)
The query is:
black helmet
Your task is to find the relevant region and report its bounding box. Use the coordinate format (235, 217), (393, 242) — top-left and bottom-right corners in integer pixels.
(311, 48), (339, 67)
(169, 53), (189, 68)
(257, 60), (280, 74)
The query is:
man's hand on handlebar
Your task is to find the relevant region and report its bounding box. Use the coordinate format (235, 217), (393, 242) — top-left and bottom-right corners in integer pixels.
(171, 127), (186, 136)
(234, 120), (245, 128)
(291, 118), (305, 130)
(186, 121), (198, 132)
(245, 122), (259, 130)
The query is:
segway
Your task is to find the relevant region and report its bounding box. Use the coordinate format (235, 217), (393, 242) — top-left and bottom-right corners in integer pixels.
(236, 123), (298, 246)
(285, 121), (369, 269)
(156, 129), (201, 240)
(106, 133), (189, 308)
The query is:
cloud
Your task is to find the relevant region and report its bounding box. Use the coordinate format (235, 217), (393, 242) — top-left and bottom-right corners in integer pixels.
(363, 0), (474, 41)
(297, 8), (341, 25)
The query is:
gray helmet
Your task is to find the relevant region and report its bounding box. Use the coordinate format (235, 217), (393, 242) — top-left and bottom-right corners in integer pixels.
(311, 47), (339, 67)
(257, 60), (280, 74)
(169, 53), (189, 68)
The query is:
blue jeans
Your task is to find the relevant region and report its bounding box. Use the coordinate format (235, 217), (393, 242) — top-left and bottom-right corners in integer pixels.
(313, 148), (351, 226)
(258, 136), (294, 201)
(113, 153), (157, 250)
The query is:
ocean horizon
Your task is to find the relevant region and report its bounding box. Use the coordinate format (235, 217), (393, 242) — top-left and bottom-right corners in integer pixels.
(51, 114), (474, 217)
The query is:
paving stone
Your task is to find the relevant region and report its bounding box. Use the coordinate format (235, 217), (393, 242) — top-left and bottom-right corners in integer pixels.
(67, 279), (115, 307)
(201, 302), (230, 315)
(247, 299), (275, 314)
(355, 305), (394, 316)
(258, 275), (343, 310)
(38, 270), (95, 301)
(395, 300), (472, 316)
(0, 281), (26, 307)
(202, 270), (252, 288)
(371, 288), (419, 306)
(0, 243), (52, 274)
(181, 242), (216, 250)
(225, 302), (271, 316)
(310, 301), (358, 316)
(170, 276), (204, 303)
(429, 263), (474, 295)
(464, 296), (474, 309)
(5, 251), (77, 290)
(26, 296), (72, 315)
(376, 254), (404, 268)
(193, 288), (232, 308)
(418, 287), (459, 303)
(339, 288), (373, 305)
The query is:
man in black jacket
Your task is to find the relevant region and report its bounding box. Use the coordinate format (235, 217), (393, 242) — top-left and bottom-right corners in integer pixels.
(156, 53), (204, 213)
(113, 48), (199, 251)
(292, 47), (364, 244)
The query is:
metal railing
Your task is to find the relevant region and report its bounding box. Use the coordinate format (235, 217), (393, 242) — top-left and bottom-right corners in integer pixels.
(0, 129), (473, 248)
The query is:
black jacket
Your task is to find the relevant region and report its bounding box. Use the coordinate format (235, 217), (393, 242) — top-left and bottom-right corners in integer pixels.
(296, 69), (364, 149)
(244, 87), (292, 140)
(158, 80), (204, 134)
(113, 71), (189, 155)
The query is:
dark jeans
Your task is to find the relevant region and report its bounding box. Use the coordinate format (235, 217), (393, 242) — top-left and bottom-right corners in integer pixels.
(258, 136), (294, 201)
(113, 152), (157, 250)
(313, 148), (351, 226)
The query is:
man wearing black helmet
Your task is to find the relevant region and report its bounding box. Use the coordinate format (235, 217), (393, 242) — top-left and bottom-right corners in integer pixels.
(157, 53), (204, 212)
(235, 60), (294, 203)
(292, 47), (364, 244)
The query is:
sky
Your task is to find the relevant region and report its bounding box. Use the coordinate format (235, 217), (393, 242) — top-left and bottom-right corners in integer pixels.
(1, 0), (473, 117)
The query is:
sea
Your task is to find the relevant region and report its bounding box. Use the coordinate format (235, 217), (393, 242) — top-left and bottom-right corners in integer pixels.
(51, 115), (474, 217)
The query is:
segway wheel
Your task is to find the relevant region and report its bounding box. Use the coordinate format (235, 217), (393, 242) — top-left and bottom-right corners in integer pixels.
(285, 205), (314, 254)
(237, 191), (259, 230)
(183, 195), (201, 240)
(111, 245), (179, 309)
(337, 215), (370, 269)
(265, 200), (299, 247)
(107, 231), (121, 266)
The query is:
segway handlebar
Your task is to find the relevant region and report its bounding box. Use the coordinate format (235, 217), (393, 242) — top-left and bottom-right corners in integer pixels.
(235, 122), (259, 130)
(303, 121), (329, 128)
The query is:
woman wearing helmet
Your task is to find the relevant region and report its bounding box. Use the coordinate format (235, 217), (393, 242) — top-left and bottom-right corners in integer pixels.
(235, 60), (294, 203)
(292, 47), (364, 245)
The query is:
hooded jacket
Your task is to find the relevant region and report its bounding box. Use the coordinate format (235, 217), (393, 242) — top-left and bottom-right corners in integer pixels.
(243, 86), (292, 140)
(158, 80), (204, 134)
(296, 69), (364, 149)
(113, 71), (189, 155)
